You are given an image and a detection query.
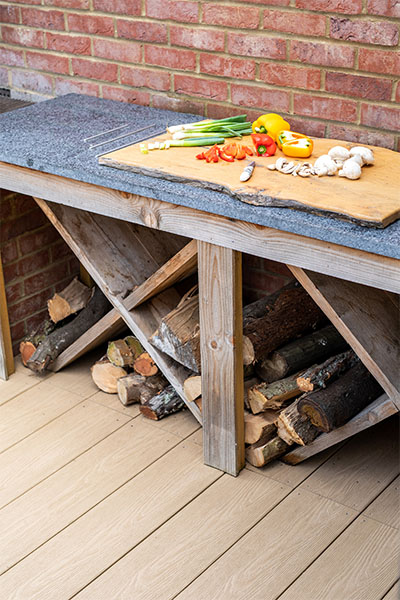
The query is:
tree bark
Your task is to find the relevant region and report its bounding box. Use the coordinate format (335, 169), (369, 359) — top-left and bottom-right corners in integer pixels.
(91, 356), (128, 394)
(245, 435), (289, 467)
(297, 362), (383, 432)
(277, 398), (319, 446)
(47, 277), (93, 323)
(297, 349), (359, 392)
(256, 324), (348, 382)
(19, 319), (57, 366)
(139, 385), (185, 420)
(248, 374), (301, 414)
(27, 287), (111, 373)
(117, 372), (168, 405)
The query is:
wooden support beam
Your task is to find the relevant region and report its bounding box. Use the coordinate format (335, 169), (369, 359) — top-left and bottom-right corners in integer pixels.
(34, 198), (201, 424)
(288, 266), (400, 409)
(283, 394), (398, 464)
(198, 241), (244, 476)
(48, 240), (197, 372)
(0, 255), (14, 380)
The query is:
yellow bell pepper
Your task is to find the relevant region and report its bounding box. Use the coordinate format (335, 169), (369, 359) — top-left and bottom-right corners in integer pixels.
(276, 130), (308, 150)
(252, 113), (290, 141)
(281, 137), (314, 158)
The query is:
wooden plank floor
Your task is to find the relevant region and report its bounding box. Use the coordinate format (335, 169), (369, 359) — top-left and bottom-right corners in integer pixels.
(0, 353), (399, 600)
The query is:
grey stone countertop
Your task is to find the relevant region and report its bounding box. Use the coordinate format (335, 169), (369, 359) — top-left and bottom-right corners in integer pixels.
(0, 93), (399, 260)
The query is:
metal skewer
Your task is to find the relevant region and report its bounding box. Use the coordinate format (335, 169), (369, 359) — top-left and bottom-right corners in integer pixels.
(95, 128), (166, 158)
(90, 123), (157, 149)
(83, 123), (128, 142)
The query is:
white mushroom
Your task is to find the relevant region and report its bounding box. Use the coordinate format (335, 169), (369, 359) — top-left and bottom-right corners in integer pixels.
(349, 146), (374, 166)
(338, 158), (362, 180)
(328, 146), (350, 162)
(275, 157), (288, 171)
(348, 153), (363, 166)
(313, 154), (338, 177)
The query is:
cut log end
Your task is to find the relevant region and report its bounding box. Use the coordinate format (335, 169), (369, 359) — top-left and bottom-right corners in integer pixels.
(133, 352), (158, 377)
(91, 358), (127, 394)
(246, 436), (289, 467)
(139, 385), (185, 420)
(19, 341), (37, 367)
(47, 277), (93, 324)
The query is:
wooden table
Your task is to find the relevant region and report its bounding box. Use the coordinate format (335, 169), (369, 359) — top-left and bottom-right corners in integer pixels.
(0, 95), (399, 475)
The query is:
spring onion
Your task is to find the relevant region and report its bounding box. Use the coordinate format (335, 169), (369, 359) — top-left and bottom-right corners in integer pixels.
(141, 136), (225, 152)
(167, 115), (247, 134)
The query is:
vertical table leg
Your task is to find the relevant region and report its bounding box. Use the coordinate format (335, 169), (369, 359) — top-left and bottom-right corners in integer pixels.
(198, 241), (245, 476)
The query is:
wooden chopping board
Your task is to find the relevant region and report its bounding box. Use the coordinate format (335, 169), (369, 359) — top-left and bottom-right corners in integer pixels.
(99, 135), (400, 228)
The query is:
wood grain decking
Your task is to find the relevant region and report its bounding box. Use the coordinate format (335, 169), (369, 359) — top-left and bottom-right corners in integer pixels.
(0, 353), (399, 600)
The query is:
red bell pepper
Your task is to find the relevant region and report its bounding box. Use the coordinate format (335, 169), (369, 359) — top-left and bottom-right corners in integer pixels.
(219, 151), (234, 162)
(251, 133), (277, 157)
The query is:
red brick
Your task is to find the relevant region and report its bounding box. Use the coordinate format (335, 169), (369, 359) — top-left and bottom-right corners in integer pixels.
(228, 32), (286, 60)
(11, 70), (53, 95)
(170, 26), (225, 51)
(102, 86), (151, 106)
(263, 9), (326, 36)
(92, 39), (142, 64)
(295, 0), (362, 13)
(13, 194), (37, 216)
(231, 83), (290, 111)
(72, 58), (118, 82)
(325, 72), (391, 101)
(44, 0), (89, 7)
(6, 0), (40, 4)
(152, 94), (204, 114)
(6, 281), (23, 305)
(117, 20), (167, 43)
(361, 104), (400, 132)
(3, 248), (50, 283)
(68, 256), (80, 275)
(207, 103), (260, 122)
(396, 82), (400, 103)
(144, 46), (196, 71)
(26, 51), (69, 74)
(294, 93), (357, 122)
(200, 54), (256, 80)
(330, 17), (399, 46)
(0, 47), (24, 67)
(258, 257), (293, 277)
(24, 309), (51, 336)
(24, 261), (71, 296)
(0, 196), (13, 221)
(2, 26), (44, 48)
(49, 240), (74, 262)
(68, 14), (114, 36)
(55, 77), (99, 97)
(93, 0), (141, 14)
(236, 0), (289, 5)
(290, 40), (355, 68)
(328, 124), (396, 150)
(8, 288), (52, 324)
(358, 48), (400, 76)
(174, 74), (228, 101)
(0, 240), (19, 264)
(19, 225), (60, 255)
(285, 116), (326, 137)
(367, 0), (400, 17)
(243, 269), (291, 296)
(1, 211), (47, 243)
(120, 66), (170, 91)
(260, 63), (321, 90)
(145, 0), (199, 22)
(11, 320), (26, 350)
(46, 32), (91, 55)
(0, 67), (8, 86)
(21, 8), (65, 31)
(0, 6), (20, 24)
(202, 3), (259, 29)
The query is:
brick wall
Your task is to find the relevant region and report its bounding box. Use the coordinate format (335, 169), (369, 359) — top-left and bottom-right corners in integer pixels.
(0, 1), (399, 148)
(0, 190), (80, 354)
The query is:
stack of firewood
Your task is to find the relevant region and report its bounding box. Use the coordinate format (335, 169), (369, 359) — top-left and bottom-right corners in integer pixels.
(91, 335), (185, 421)
(153, 281), (382, 467)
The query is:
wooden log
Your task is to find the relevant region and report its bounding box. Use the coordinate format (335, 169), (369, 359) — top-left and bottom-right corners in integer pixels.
(245, 435), (289, 467)
(91, 357), (128, 393)
(256, 324), (348, 382)
(297, 349), (359, 392)
(184, 375), (202, 403)
(139, 385), (185, 420)
(242, 281), (326, 364)
(244, 410), (280, 445)
(19, 319), (57, 366)
(47, 277), (93, 323)
(133, 352), (158, 377)
(27, 287), (110, 373)
(117, 372), (168, 405)
(297, 362), (383, 432)
(124, 335), (144, 359)
(248, 374), (301, 414)
(106, 335), (143, 368)
(277, 398), (319, 446)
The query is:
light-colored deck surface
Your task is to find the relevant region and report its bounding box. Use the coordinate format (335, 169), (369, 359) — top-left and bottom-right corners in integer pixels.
(0, 353), (399, 600)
